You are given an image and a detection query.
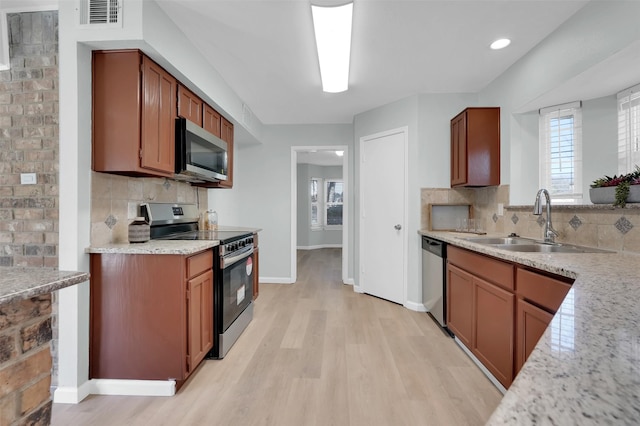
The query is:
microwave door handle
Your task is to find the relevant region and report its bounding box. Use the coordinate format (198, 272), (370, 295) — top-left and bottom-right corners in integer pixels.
(221, 246), (254, 269)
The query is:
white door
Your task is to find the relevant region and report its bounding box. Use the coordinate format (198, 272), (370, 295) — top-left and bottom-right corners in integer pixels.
(359, 128), (407, 304)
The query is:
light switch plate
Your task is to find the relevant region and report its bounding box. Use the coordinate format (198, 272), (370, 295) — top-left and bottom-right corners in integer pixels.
(20, 173), (36, 185)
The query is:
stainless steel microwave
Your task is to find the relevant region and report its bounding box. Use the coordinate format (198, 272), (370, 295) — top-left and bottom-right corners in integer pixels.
(175, 117), (228, 183)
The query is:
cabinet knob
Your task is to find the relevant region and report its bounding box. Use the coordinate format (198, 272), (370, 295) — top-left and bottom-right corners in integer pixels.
(394, 224), (402, 230)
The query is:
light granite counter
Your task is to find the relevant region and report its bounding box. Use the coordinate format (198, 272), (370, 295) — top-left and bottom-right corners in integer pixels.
(0, 267), (89, 304)
(86, 240), (220, 255)
(86, 226), (261, 255)
(418, 230), (640, 425)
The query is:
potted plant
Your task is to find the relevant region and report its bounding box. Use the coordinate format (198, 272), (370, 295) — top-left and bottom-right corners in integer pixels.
(590, 166), (640, 207)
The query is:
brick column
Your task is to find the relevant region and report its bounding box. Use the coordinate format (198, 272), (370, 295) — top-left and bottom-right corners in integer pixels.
(0, 11), (59, 269)
(0, 294), (53, 425)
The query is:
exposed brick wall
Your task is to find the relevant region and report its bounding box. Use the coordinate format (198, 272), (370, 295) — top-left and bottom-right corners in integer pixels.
(0, 11), (59, 269)
(0, 294), (53, 425)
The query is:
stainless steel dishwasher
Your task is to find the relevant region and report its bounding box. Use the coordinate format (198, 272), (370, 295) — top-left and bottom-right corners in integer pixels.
(422, 236), (450, 334)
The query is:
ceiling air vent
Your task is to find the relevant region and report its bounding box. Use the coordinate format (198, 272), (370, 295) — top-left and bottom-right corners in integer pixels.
(79, 0), (122, 27)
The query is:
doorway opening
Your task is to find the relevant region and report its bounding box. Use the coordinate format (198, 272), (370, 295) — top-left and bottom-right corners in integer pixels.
(290, 146), (349, 284)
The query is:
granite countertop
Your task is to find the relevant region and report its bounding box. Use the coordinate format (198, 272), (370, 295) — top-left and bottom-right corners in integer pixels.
(0, 268), (89, 305)
(86, 226), (261, 255)
(418, 230), (640, 425)
(85, 239), (220, 255)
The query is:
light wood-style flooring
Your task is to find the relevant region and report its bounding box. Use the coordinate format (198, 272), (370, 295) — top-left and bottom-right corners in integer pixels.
(52, 248), (501, 425)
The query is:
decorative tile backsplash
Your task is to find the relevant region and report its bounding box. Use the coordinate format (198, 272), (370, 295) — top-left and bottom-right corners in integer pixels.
(90, 172), (208, 246)
(421, 185), (640, 253)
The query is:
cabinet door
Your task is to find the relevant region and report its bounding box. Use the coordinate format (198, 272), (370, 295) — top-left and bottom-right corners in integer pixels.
(515, 299), (553, 374)
(141, 56), (176, 174)
(218, 117), (234, 188)
(203, 104), (222, 137)
(178, 85), (203, 126)
(447, 263), (474, 348)
(450, 112), (467, 186)
(474, 276), (514, 388)
(186, 269), (214, 373)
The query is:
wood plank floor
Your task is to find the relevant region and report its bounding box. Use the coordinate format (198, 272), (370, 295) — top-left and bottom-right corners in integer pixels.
(52, 248), (502, 425)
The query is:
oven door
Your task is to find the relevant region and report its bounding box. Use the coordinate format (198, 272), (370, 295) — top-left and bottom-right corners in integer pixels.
(220, 246), (254, 332)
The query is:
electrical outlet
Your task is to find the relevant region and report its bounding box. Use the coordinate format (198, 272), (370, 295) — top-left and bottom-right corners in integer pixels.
(497, 203), (504, 216)
(20, 173), (36, 185)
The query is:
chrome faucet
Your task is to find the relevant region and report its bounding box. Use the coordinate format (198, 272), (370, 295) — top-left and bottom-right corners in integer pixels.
(533, 189), (559, 244)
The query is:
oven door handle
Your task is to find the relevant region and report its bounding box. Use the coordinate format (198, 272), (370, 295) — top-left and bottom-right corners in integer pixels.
(221, 246), (254, 269)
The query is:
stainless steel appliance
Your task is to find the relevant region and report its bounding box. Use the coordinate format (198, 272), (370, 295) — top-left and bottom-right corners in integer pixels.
(422, 236), (451, 334)
(141, 202), (255, 358)
(175, 117), (228, 183)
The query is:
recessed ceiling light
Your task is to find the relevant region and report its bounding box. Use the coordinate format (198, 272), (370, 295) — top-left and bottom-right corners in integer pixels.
(311, 3), (353, 93)
(490, 38), (511, 50)
(335, 150), (344, 157)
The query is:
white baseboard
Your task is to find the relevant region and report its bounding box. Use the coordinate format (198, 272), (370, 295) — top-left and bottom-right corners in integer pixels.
(343, 278), (355, 285)
(297, 244), (342, 250)
(353, 285), (364, 294)
(453, 337), (507, 395)
(53, 380), (93, 404)
(89, 379), (176, 397)
(259, 277), (295, 284)
(404, 300), (428, 312)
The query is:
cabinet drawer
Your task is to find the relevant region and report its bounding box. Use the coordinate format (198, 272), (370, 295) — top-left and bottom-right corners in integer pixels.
(187, 250), (213, 278)
(448, 246), (514, 291)
(516, 268), (572, 313)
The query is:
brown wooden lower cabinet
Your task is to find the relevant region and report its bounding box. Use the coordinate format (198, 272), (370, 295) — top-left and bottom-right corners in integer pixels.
(514, 267), (573, 374)
(515, 299), (553, 374)
(90, 250), (214, 389)
(473, 276), (514, 387)
(446, 245), (574, 389)
(446, 263), (474, 348)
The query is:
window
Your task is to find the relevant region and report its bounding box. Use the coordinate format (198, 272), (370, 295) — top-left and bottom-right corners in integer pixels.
(325, 180), (343, 227)
(618, 84), (640, 175)
(309, 178), (343, 229)
(310, 178), (320, 229)
(539, 102), (583, 203)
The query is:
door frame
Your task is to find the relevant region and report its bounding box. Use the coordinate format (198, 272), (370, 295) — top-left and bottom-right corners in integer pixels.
(357, 127), (409, 304)
(290, 146), (350, 284)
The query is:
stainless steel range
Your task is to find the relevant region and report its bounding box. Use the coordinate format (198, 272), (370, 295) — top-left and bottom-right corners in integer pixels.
(141, 202), (255, 359)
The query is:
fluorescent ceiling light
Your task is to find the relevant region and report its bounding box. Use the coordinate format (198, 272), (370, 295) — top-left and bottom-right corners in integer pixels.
(490, 38), (511, 50)
(311, 3), (353, 93)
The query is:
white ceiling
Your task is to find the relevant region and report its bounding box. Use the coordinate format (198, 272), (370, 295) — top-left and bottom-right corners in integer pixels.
(156, 0), (590, 125)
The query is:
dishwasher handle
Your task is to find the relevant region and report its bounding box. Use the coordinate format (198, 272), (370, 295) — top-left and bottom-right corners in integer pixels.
(422, 236), (445, 257)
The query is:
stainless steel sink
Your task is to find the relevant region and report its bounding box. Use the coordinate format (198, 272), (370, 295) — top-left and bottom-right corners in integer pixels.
(465, 237), (537, 245)
(493, 243), (612, 254)
(464, 236), (613, 253)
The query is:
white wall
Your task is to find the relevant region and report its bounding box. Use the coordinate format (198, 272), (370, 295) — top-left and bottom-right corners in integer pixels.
(296, 164), (343, 249)
(208, 124), (353, 283)
(478, 0), (640, 204)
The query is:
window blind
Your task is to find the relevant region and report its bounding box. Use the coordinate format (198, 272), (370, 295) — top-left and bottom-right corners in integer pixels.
(617, 83), (640, 175)
(539, 101), (583, 202)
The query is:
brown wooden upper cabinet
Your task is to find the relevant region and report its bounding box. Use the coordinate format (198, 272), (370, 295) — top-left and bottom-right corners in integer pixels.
(450, 107), (500, 187)
(92, 50), (177, 178)
(203, 104), (222, 138)
(177, 84), (203, 127)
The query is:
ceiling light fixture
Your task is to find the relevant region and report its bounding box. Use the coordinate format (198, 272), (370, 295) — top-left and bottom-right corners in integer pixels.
(311, 2), (353, 93)
(490, 38), (511, 50)
(335, 150), (344, 157)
